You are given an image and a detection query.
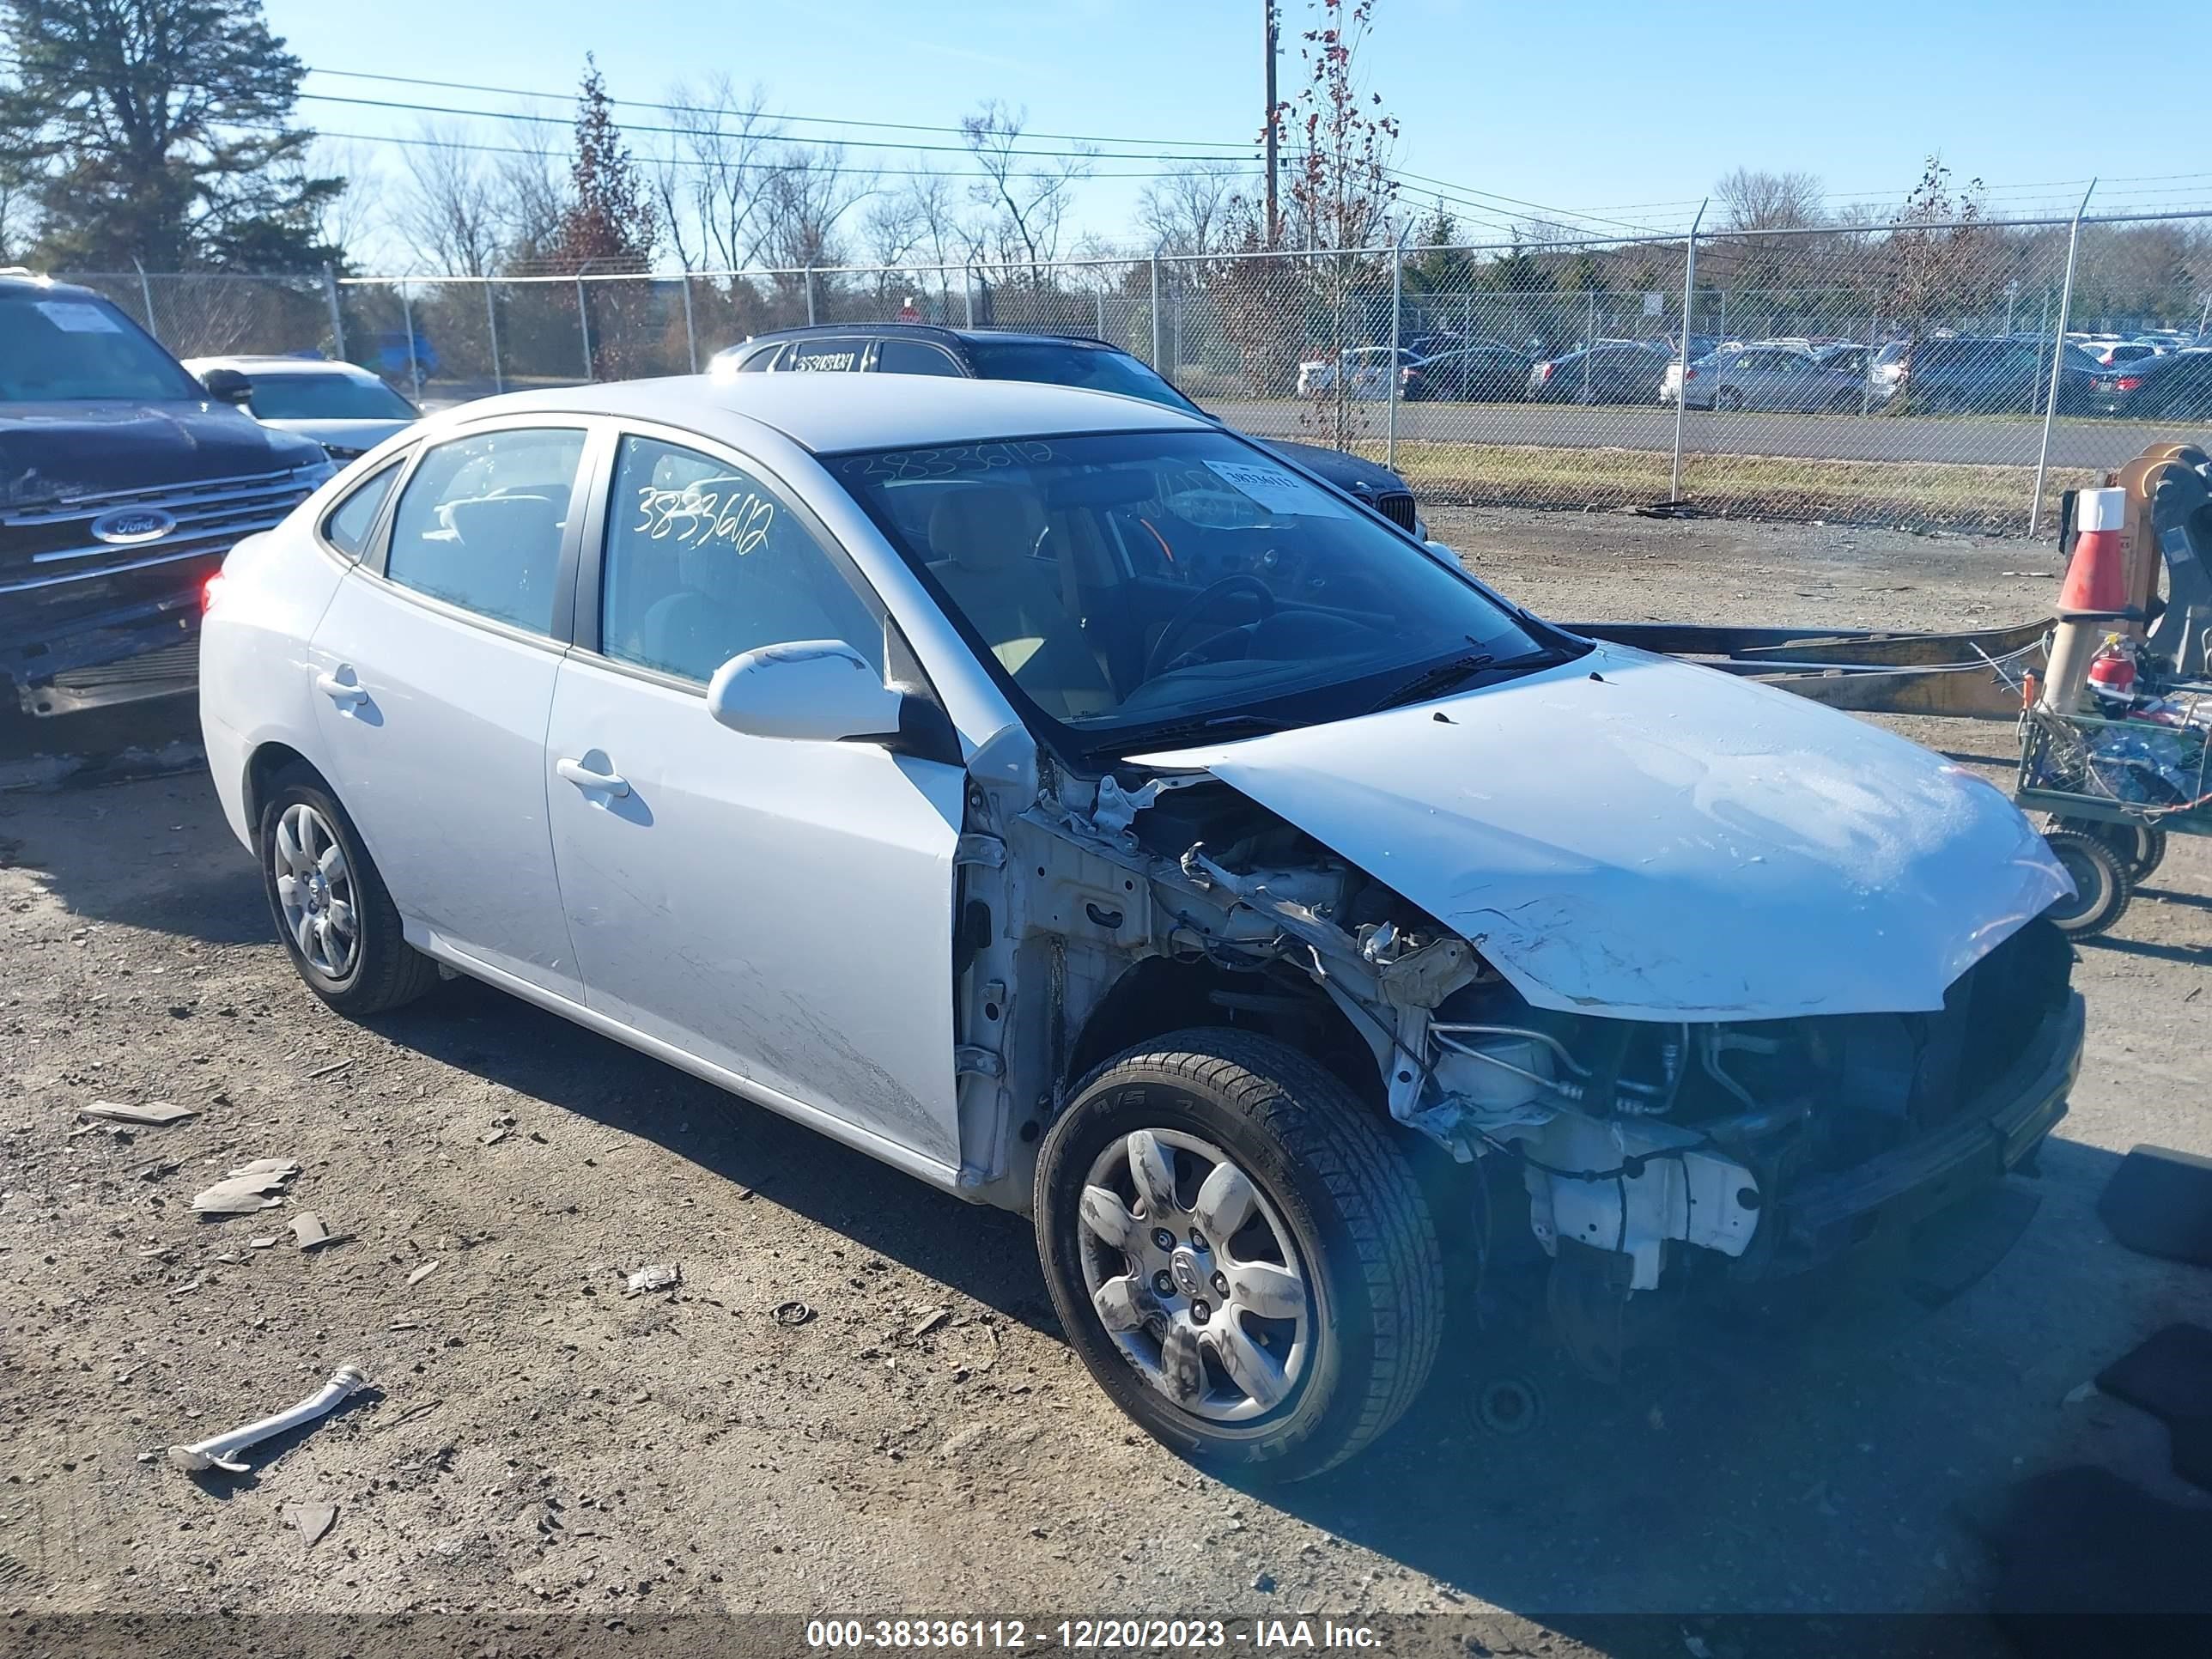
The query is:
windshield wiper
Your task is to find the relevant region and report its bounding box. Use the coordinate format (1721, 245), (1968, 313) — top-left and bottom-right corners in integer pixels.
(1365, 652), (1497, 713)
(1367, 641), (1588, 714)
(1114, 710), (1299, 749)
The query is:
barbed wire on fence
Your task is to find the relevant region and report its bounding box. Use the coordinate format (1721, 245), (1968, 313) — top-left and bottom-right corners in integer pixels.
(59, 204), (2212, 537)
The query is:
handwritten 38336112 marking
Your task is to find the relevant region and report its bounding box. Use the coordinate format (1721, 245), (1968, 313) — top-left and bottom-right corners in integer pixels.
(632, 478), (777, 553)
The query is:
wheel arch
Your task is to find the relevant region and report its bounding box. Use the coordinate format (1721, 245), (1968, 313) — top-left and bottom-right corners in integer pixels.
(243, 740), (330, 833)
(1064, 953), (1384, 1114)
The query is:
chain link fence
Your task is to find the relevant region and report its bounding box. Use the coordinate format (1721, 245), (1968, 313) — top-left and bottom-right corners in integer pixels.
(66, 205), (2212, 537)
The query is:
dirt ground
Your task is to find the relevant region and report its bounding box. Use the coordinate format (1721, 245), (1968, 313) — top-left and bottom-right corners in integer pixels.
(3, 505), (2209, 1651)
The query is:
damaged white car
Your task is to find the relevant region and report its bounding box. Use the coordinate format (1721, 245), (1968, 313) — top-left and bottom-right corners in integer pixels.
(201, 375), (2085, 1480)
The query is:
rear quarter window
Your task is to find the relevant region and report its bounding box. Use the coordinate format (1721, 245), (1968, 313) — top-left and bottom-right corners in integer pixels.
(320, 459), (404, 559)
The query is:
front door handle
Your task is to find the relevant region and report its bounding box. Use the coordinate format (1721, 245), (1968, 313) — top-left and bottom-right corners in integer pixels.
(315, 670), (365, 707)
(557, 757), (630, 798)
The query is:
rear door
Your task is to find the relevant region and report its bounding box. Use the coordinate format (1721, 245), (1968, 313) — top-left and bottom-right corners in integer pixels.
(307, 420), (593, 995)
(544, 424), (967, 1169)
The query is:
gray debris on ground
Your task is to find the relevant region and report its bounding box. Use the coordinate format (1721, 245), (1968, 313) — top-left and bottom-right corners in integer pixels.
(191, 1159), (301, 1216)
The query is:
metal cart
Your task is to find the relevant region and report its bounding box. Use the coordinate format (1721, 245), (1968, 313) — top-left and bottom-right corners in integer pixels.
(2015, 699), (2212, 936)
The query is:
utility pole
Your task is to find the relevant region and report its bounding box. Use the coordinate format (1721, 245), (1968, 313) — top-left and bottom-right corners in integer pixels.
(1262, 2), (1279, 247)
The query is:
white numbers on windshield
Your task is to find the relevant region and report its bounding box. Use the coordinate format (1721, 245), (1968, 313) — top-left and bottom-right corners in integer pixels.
(630, 479), (777, 553)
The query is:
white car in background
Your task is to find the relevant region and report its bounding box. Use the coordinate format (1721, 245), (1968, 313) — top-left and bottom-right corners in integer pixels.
(185, 355), (421, 461)
(198, 374), (2083, 1480)
(1295, 346), (1403, 399)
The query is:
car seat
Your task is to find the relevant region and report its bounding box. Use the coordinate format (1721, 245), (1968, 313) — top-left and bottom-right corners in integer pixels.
(925, 485), (1112, 719)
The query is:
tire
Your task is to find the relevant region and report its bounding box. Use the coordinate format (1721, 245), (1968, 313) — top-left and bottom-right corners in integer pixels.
(1715, 386), (1745, 412)
(2042, 827), (2132, 938)
(1034, 1030), (1443, 1481)
(2054, 814), (2167, 884)
(258, 771), (441, 1016)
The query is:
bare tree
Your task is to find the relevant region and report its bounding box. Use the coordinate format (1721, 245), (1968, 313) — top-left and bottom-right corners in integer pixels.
(753, 143), (872, 273)
(1138, 163), (1247, 257)
(306, 138), (380, 268)
(1716, 167), (1826, 232)
(959, 100), (1091, 276)
(494, 115), (567, 270)
(661, 76), (782, 270)
(392, 122), (503, 275)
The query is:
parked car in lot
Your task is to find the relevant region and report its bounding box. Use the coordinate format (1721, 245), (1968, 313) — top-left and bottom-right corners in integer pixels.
(1398, 344), (1532, 402)
(184, 355), (421, 460)
(1527, 341), (1672, 404)
(2075, 337), (2164, 368)
(202, 373), (2083, 1479)
(367, 330), (440, 381)
(1661, 342), (1869, 412)
(714, 324), (1423, 533)
(0, 270), (332, 723)
(1294, 345), (1407, 399)
(2081, 349), (2212, 420)
(1886, 335), (2102, 414)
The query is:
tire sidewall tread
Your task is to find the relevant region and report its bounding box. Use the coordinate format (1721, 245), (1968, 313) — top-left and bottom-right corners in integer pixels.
(1035, 1029), (1443, 1481)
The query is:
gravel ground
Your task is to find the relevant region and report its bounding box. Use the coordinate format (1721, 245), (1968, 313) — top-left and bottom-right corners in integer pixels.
(3, 505), (2209, 1650)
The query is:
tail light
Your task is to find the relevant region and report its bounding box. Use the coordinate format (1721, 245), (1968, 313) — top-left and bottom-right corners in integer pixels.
(201, 573), (228, 613)
(1537, 362), (1555, 382)
(2117, 376), (2143, 392)
(1684, 368), (1698, 380)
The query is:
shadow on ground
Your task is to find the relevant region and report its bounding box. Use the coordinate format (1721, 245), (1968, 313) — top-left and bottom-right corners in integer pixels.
(9, 760), (2199, 1630)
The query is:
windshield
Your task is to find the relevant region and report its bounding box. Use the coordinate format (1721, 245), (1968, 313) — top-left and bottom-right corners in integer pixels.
(830, 429), (1559, 757)
(243, 372), (416, 420)
(0, 291), (205, 402)
(965, 338), (1201, 415)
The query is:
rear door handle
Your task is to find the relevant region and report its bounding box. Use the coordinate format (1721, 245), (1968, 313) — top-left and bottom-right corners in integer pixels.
(556, 757), (630, 798)
(315, 670), (365, 706)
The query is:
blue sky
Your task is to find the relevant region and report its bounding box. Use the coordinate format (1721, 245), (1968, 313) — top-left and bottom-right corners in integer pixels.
(264, 0), (2205, 263)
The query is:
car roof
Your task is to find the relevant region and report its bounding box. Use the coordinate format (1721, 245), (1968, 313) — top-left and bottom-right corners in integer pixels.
(719, 322), (1123, 356)
(442, 373), (1210, 453)
(181, 354), (380, 378)
(0, 271), (116, 305)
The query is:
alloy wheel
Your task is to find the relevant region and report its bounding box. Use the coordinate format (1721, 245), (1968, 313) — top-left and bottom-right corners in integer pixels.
(273, 802), (360, 980)
(1075, 1128), (1312, 1422)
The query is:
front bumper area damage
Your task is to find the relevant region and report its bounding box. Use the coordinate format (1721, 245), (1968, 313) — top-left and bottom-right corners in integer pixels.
(964, 752), (2080, 1342)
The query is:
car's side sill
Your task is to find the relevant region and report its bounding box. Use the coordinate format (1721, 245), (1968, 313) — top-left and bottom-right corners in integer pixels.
(409, 932), (972, 1200)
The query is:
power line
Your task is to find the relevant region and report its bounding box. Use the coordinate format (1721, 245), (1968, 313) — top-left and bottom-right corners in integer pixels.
(295, 88), (1263, 165)
(302, 65), (1259, 153)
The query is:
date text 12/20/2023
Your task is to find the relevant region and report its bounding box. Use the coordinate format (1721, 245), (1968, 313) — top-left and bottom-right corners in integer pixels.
(796, 1627), (1380, 1654)
(805, 1619), (1386, 1650)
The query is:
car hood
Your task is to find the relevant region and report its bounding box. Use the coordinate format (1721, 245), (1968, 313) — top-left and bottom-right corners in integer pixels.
(263, 416), (416, 453)
(1255, 437), (1410, 499)
(1130, 641), (2069, 1020)
(1, 398), (325, 507)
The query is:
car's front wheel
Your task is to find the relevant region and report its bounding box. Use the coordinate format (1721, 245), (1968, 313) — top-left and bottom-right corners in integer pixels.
(258, 772), (440, 1017)
(1034, 1030), (1443, 1481)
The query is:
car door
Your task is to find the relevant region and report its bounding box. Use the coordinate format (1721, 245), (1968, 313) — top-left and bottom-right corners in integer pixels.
(307, 420), (592, 996)
(544, 425), (968, 1169)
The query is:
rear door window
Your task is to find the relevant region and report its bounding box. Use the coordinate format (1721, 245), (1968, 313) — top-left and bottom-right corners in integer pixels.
(320, 459), (404, 559)
(874, 338), (964, 377)
(382, 428), (586, 636)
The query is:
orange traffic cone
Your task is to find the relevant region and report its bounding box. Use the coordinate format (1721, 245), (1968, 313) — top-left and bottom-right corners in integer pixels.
(2043, 487), (2135, 714)
(2057, 486), (2134, 618)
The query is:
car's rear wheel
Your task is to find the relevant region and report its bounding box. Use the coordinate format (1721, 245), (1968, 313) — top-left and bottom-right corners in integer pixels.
(1716, 386), (1746, 411)
(259, 773), (440, 1016)
(1034, 1030), (1443, 1481)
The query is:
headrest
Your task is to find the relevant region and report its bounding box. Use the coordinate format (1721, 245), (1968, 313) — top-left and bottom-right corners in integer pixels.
(443, 493), (562, 553)
(927, 485), (1042, 573)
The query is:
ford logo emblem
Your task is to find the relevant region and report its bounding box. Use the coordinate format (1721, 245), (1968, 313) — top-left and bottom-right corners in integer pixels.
(89, 507), (176, 545)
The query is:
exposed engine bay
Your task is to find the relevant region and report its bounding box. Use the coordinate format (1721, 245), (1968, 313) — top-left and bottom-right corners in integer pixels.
(955, 748), (2081, 1341)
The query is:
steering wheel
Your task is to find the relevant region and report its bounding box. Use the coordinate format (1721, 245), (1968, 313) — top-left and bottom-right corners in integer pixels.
(1145, 574), (1278, 679)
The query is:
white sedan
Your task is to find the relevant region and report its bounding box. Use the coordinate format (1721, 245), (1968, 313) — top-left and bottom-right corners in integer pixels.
(201, 374), (2084, 1478)
(185, 355), (421, 460)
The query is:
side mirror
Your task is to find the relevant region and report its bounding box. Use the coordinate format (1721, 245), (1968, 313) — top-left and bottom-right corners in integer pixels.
(1422, 538), (1465, 571)
(200, 367), (253, 406)
(705, 640), (908, 744)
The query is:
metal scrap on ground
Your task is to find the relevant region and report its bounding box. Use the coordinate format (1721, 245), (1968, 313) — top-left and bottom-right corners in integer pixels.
(190, 1158), (301, 1215)
(623, 1263), (680, 1297)
(283, 1501), (338, 1548)
(168, 1363), (370, 1475)
(79, 1100), (199, 1127)
(287, 1212), (331, 1249)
